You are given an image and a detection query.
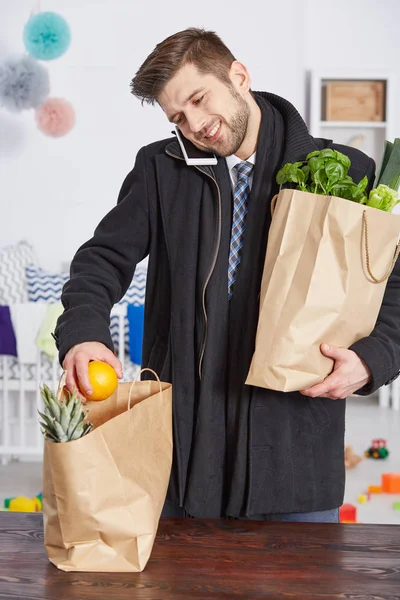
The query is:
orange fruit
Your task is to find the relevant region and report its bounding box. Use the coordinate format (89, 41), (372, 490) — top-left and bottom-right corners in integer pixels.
(81, 360), (118, 401)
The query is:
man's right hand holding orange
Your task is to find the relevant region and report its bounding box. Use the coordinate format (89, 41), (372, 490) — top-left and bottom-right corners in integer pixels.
(62, 341), (123, 402)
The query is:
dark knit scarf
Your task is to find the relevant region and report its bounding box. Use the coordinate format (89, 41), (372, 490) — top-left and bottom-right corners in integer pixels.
(183, 95), (285, 517)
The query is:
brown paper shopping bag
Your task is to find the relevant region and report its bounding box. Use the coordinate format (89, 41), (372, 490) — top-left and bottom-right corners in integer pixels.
(42, 369), (172, 572)
(246, 189), (400, 392)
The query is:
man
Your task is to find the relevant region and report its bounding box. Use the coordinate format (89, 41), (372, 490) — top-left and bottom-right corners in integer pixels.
(55, 28), (400, 522)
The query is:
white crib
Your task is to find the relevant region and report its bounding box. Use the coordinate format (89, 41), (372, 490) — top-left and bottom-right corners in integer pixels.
(0, 304), (137, 464)
(1, 302), (398, 464)
(379, 381), (400, 411)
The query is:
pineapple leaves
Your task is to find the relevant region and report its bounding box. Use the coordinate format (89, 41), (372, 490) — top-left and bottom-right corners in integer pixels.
(38, 384), (93, 443)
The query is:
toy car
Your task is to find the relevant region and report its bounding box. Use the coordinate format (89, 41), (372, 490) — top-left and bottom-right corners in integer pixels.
(365, 438), (389, 459)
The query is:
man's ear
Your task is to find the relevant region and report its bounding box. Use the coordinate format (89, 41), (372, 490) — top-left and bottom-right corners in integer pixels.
(229, 61), (251, 95)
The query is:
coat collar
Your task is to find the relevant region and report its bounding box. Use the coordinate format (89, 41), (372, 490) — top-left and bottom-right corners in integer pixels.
(165, 130), (184, 160)
(165, 131), (217, 179)
(254, 91), (318, 164)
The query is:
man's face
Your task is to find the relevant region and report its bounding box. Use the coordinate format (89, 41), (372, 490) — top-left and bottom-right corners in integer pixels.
(158, 63), (251, 157)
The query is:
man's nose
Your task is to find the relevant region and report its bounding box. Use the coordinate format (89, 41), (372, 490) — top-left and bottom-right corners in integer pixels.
(186, 111), (206, 135)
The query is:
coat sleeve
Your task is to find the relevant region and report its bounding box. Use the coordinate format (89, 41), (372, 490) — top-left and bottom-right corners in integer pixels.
(54, 146), (150, 364)
(350, 256), (400, 395)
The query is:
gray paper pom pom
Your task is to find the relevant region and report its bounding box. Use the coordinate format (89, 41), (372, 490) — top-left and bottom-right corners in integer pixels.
(0, 55), (50, 113)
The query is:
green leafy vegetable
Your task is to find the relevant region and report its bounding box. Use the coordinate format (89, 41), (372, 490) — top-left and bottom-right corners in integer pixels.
(375, 138), (400, 192)
(276, 149), (368, 204)
(366, 184), (400, 212)
(276, 142), (400, 212)
(373, 140), (393, 189)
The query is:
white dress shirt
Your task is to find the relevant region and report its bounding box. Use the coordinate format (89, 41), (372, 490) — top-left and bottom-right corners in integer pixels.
(225, 151), (256, 192)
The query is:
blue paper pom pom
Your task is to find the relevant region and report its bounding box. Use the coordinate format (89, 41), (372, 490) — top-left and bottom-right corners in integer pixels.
(23, 12), (71, 61)
(0, 55), (50, 112)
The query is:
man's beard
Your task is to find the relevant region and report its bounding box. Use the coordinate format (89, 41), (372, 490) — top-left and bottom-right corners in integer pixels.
(195, 89), (250, 157)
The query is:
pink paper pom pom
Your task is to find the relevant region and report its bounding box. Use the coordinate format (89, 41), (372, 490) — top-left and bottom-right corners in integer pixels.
(35, 97), (75, 137)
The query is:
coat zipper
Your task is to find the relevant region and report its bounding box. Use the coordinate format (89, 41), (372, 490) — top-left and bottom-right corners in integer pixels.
(196, 168), (221, 381)
(165, 149), (222, 381)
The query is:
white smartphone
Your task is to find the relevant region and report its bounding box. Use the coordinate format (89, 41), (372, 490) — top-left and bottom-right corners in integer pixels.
(174, 126), (218, 166)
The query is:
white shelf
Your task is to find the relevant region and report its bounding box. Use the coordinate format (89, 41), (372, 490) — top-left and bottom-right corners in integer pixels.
(5, 418), (37, 425)
(319, 121), (387, 129)
(1, 381), (45, 391)
(0, 446), (43, 456)
(309, 70), (395, 164)
(314, 70), (394, 81)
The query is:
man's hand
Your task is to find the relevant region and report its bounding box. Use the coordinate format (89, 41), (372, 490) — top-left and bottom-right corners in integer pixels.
(62, 342), (123, 402)
(300, 343), (371, 400)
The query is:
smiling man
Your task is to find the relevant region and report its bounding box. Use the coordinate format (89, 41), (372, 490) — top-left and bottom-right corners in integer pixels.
(55, 28), (400, 522)
(159, 62), (257, 160)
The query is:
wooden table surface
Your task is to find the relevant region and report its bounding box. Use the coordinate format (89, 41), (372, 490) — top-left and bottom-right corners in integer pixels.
(1, 512), (400, 600)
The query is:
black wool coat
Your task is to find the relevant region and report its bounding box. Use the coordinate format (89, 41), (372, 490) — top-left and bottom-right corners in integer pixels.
(55, 92), (400, 517)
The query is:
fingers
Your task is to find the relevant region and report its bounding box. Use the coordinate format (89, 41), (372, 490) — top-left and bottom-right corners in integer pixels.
(62, 342), (123, 405)
(302, 344), (370, 399)
(63, 348), (91, 399)
(301, 373), (347, 399)
(301, 380), (353, 399)
(302, 387), (347, 400)
(319, 343), (346, 361)
(63, 358), (78, 393)
(101, 349), (123, 379)
(75, 352), (92, 397)
(62, 360), (88, 403)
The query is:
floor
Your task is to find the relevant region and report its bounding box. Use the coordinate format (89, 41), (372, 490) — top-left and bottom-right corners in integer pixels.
(344, 395), (400, 524)
(1, 395), (399, 523)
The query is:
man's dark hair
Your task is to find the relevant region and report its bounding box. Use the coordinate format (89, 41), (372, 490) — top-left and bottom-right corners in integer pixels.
(130, 28), (236, 105)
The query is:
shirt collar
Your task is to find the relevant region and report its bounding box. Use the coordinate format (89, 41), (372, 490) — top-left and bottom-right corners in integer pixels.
(225, 151), (256, 175)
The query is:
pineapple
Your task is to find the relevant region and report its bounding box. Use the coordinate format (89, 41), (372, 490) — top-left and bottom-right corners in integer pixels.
(38, 384), (93, 443)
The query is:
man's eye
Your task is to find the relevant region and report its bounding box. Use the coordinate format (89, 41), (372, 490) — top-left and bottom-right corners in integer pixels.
(193, 96), (204, 106)
(175, 115), (183, 124)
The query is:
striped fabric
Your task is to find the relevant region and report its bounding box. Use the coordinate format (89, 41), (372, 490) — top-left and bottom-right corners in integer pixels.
(26, 265), (68, 302)
(0, 353), (140, 383)
(228, 161), (254, 299)
(0, 241), (37, 304)
(0, 356), (54, 381)
(25, 263), (147, 354)
(110, 265), (147, 353)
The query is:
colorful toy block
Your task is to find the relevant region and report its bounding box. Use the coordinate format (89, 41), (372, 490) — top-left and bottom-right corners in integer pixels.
(382, 473), (400, 494)
(393, 502), (400, 511)
(368, 485), (382, 494)
(340, 503), (357, 523)
(4, 494), (42, 512)
(357, 494), (367, 504)
(364, 438), (389, 459)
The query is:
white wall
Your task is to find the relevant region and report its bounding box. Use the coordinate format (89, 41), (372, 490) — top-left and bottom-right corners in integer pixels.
(303, 0), (400, 135)
(0, 0), (399, 271)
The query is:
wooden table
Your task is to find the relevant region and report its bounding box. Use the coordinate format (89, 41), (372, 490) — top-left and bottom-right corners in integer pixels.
(1, 512), (400, 599)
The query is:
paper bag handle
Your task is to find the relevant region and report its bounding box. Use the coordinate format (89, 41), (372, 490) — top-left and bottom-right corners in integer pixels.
(363, 210), (400, 283)
(128, 368), (163, 410)
(56, 371), (67, 401)
(270, 193), (279, 217)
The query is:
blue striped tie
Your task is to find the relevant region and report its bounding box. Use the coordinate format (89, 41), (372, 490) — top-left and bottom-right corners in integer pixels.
(228, 161), (254, 300)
